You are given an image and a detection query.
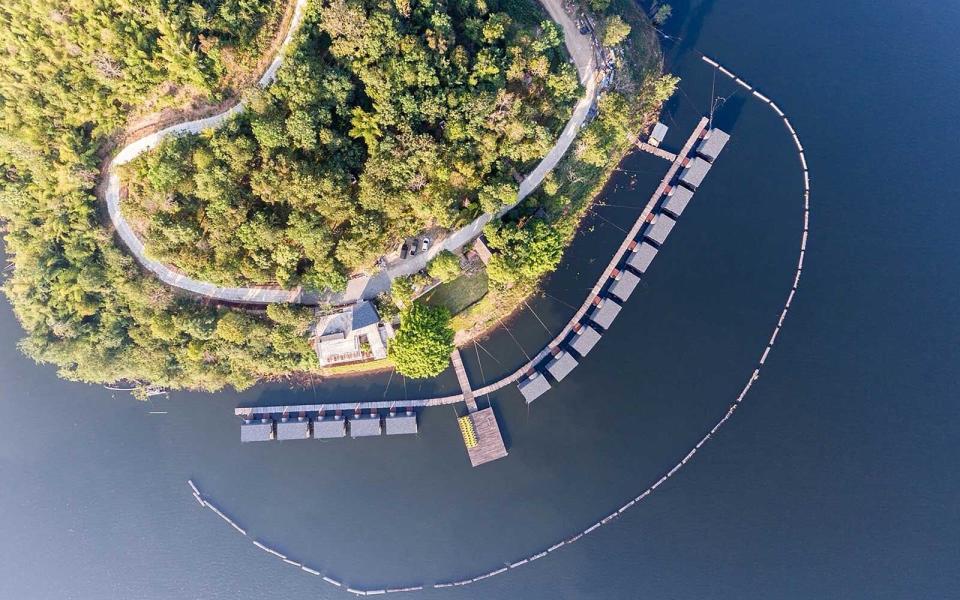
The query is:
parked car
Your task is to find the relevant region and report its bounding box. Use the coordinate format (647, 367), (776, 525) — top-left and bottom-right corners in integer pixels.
(421, 238), (430, 252)
(409, 241), (418, 256)
(400, 243), (409, 259)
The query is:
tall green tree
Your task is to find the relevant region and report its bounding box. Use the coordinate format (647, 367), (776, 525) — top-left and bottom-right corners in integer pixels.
(388, 303), (455, 378)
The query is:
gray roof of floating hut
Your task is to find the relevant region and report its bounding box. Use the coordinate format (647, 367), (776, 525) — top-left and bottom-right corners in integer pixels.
(518, 371), (551, 403)
(697, 128), (730, 162)
(662, 186), (693, 218)
(608, 270), (641, 302)
(590, 299), (622, 330)
(313, 415), (347, 438)
(546, 350), (578, 382)
(678, 157), (712, 189)
(569, 324), (602, 357)
(276, 417), (310, 440)
(644, 214), (677, 246)
(240, 418), (274, 443)
(349, 415), (382, 437)
(626, 241), (658, 274)
(384, 413), (418, 435)
(650, 122), (669, 145)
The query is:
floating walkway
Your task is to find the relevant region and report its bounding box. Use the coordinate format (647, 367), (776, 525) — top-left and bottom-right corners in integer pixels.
(210, 54), (810, 594)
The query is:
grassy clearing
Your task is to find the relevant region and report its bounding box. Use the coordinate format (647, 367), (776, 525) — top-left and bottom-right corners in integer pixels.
(422, 271), (490, 316)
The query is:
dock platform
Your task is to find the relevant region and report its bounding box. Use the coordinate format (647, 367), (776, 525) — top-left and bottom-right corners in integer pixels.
(463, 407), (507, 467)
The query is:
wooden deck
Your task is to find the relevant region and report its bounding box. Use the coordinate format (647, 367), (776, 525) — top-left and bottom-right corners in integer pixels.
(465, 407), (507, 467)
(636, 140), (678, 162)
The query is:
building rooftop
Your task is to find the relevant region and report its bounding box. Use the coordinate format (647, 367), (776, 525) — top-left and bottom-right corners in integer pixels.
(312, 415), (347, 439)
(626, 241), (658, 274)
(351, 301), (380, 330)
(697, 128), (730, 162)
(546, 350), (578, 382)
(650, 122), (669, 145)
(517, 372), (551, 403)
(569, 324), (602, 357)
(608, 270), (641, 302)
(644, 214), (677, 246)
(590, 299), (622, 330)
(314, 301), (382, 366)
(678, 156), (712, 189)
(240, 418), (274, 443)
(276, 417), (310, 441)
(384, 412), (418, 435)
(349, 415), (382, 437)
(662, 186), (694, 218)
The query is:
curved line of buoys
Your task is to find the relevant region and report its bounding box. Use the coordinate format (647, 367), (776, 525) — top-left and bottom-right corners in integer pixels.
(193, 55), (810, 595)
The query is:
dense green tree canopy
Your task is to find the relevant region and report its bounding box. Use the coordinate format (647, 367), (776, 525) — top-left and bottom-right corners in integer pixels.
(121, 0), (581, 289)
(388, 302), (454, 378)
(427, 250), (462, 282)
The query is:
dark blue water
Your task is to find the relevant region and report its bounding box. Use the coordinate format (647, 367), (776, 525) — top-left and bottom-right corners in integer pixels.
(2, 1), (959, 598)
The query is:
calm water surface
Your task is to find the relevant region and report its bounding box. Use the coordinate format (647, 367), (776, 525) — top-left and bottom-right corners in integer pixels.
(2, 1), (959, 598)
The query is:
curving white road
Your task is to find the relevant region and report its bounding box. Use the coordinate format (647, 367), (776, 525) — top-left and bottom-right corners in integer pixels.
(105, 0), (597, 305)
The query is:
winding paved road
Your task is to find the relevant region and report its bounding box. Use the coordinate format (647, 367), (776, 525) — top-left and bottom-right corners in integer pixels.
(104, 0), (597, 305)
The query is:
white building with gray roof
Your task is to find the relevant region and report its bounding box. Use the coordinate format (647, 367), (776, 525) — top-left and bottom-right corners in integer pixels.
(384, 412), (418, 435)
(276, 416), (310, 441)
(589, 299), (621, 330)
(349, 414), (382, 437)
(608, 270), (641, 302)
(662, 186), (693, 218)
(240, 418), (274, 443)
(518, 371), (551, 403)
(568, 324), (602, 357)
(313, 301), (387, 366)
(644, 214), (677, 246)
(678, 156), (712, 189)
(312, 415), (347, 438)
(546, 350), (578, 382)
(697, 128), (730, 162)
(626, 241), (658, 274)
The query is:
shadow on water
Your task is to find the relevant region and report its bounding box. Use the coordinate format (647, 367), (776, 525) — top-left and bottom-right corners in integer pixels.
(661, 0), (718, 62)
(712, 93), (747, 132)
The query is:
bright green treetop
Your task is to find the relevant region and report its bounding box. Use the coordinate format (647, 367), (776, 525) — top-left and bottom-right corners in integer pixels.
(388, 303), (455, 378)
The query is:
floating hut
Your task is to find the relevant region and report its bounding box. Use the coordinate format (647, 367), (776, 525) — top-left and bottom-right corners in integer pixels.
(608, 270), (641, 302)
(678, 156), (712, 190)
(517, 371), (551, 403)
(648, 122), (669, 147)
(626, 241), (658, 274)
(313, 414), (347, 438)
(240, 418), (274, 443)
(349, 414), (382, 437)
(697, 128), (730, 162)
(661, 186), (693, 218)
(644, 214), (677, 246)
(276, 416), (310, 441)
(589, 298), (621, 330)
(546, 350), (578, 382)
(384, 411), (418, 435)
(568, 324), (602, 357)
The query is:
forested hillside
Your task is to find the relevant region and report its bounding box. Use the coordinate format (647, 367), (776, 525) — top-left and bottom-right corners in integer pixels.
(120, 0), (580, 289)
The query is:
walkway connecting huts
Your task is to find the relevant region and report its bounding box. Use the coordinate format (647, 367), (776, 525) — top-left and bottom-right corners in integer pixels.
(240, 417), (275, 443)
(384, 410), (418, 435)
(608, 269), (641, 302)
(313, 414), (347, 438)
(276, 416), (309, 440)
(568, 324), (602, 357)
(626, 241), (658, 274)
(518, 371), (552, 403)
(678, 156), (712, 189)
(546, 350), (579, 382)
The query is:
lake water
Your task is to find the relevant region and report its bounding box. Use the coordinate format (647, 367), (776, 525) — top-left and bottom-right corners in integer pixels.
(2, 1), (959, 598)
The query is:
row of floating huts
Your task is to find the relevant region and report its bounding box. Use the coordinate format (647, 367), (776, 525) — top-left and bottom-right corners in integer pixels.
(516, 127), (731, 403)
(240, 410), (417, 442)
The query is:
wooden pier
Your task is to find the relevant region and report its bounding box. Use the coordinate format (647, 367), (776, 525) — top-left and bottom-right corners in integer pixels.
(450, 349), (477, 412)
(636, 140), (678, 162)
(463, 407), (508, 467)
